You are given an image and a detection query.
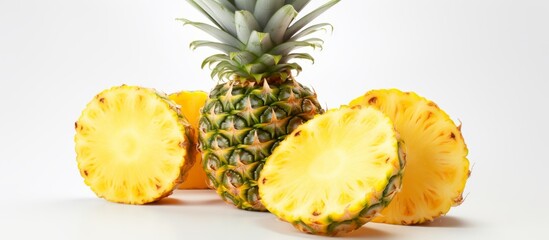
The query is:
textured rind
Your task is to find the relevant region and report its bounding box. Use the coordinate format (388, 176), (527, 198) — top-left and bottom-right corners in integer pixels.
(199, 78), (323, 211)
(74, 85), (194, 204)
(291, 170), (404, 236)
(259, 107), (406, 236)
(349, 89), (470, 225)
(157, 89), (196, 190)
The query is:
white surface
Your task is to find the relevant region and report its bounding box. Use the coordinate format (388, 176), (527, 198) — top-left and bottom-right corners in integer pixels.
(1, 0), (548, 239)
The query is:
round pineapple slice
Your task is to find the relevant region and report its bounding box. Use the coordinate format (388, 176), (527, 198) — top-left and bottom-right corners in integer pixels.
(74, 85), (194, 204)
(169, 91), (209, 189)
(259, 107), (404, 236)
(350, 89), (470, 225)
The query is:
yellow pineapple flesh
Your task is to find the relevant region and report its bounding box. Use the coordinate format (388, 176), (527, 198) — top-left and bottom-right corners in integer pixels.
(259, 107), (404, 236)
(74, 85), (194, 204)
(169, 91), (209, 189)
(350, 89), (469, 225)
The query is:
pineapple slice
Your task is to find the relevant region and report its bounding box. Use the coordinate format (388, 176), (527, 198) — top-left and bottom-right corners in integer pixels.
(350, 89), (469, 225)
(169, 91), (209, 189)
(74, 85), (194, 204)
(259, 107), (404, 236)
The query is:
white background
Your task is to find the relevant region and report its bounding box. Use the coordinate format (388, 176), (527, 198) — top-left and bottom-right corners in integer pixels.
(1, 0), (548, 239)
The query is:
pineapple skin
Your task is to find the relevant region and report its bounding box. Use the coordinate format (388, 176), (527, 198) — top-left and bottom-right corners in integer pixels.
(169, 91), (211, 189)
(350, 89), (470, 224)
(75, 85), (195, 204)
(199, 78), (323, 211)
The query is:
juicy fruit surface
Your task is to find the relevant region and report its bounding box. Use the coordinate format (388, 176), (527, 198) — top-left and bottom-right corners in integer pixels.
(350, 89), (469, 225)
(199, 79), (323, 211)
(75, 86), (193, 204)
(259, 107), (403, 236)
(169, 91), (210, 189)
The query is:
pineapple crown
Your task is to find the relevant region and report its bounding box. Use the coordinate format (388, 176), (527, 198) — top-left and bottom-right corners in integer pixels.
(180, 0), (340, 82)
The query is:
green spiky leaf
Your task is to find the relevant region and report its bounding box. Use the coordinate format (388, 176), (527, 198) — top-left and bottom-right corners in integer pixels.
(254, 0), (285, 28)
(256, 53), (282, 67)
(270, 40), (320, 55)
(185, 0), (221, 29)
(230, 51), (257, 65)
(216, 0), (236, 11)
(285, 0), (340, 39)
(280, 53), (314, 64)
(202, 54), (229, 68)
(235, 10), (261, 44)
(235, 0), (256, 12)
(290, 23), (333, 41)
(244, 63), (267, 74)
(178, 18), (243, 48)
(285, 0), (311, 12)
(264, 5), (298, 44)
(272, 63), (303, 74)
(190, 40), (240, 53)
(246, 31), (273, 55)
(193, 0), (237, 36)
(182, 0), (340, 81)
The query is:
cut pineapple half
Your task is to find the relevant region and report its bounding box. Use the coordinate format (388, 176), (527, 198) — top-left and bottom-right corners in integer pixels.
(350, 89), (469, 225)
(259, 107), (404, 236)
(74, 85), (193, 204)
(169, 91), (209, 189)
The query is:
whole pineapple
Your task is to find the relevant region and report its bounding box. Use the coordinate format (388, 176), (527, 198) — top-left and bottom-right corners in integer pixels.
(180, 0), (339, 210)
